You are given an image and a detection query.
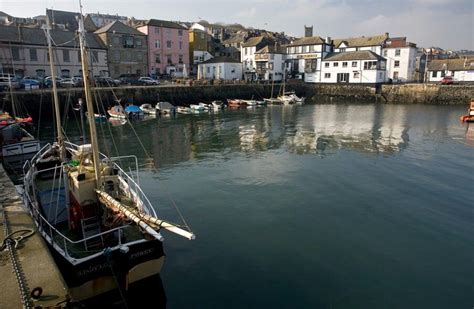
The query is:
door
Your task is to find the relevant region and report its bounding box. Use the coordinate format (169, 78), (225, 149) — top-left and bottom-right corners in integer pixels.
(337, 73), (349, 83)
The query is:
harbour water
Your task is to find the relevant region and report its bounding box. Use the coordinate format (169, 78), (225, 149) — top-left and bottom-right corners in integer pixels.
(38, 103), (473, 308)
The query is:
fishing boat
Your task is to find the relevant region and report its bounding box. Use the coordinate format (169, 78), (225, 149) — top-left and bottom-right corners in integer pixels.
(107, 104), (127, 119)
(125, 104), (143, 117)
(227, 99), (247, 108)
(211, 100), (225, 110)
(139, 103), (156, 115)
(176, 106), (192, 114)
(22, 12), (195, 302)
(460, 99), (474, 122)
(155, 102), (176, 115)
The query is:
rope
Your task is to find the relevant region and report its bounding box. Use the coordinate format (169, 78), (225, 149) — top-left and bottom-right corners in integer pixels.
(2, 206), (35, 308)
(103, 248), (129, 309)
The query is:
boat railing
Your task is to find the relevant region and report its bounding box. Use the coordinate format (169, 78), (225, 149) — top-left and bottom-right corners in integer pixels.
(23, 168), (139, 261)
(64, 141), (158, 218)
(23, 143), (51, 175)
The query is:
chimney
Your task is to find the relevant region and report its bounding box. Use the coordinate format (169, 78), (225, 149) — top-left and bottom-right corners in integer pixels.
(325, 36), (331, 44)
(385, 32), (389, 39)
(304, 25), (313, 37)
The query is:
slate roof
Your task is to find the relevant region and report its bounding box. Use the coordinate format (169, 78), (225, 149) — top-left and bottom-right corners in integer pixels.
(333, 34), (388, 48)
(46, 9), (80, 30)
(242, 36), (265, 47)
(323, 51), (386, 62)
(201, 56), (240, 64)
(287, 36), (326, 46)
(222, 34), (246, 45)
(95, 20), (144, 35)
(0, 25), (106, 49)
(141, 19), (187, 30)
(255, 45), (285, 54)
(427, 58), (474, 71)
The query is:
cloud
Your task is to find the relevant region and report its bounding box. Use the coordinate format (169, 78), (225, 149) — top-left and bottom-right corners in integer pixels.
(235, 7), (257, 18)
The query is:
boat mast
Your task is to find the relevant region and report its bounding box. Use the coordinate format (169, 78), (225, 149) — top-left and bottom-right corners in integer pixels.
(45, 16), (64, 160)
(77, 4), (101, 185)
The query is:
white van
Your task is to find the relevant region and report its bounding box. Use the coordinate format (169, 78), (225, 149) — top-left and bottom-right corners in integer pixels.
(0, 73), (20, 90)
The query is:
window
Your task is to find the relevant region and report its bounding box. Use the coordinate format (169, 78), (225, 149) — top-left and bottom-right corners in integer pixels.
(29, 48), (37, 61)
(178, 54), (183, 64)
(353, 72), (360, 78)
(339, 48), (346, 53)
(432, 71), (437, 78)
(11, 47), (20, 61)
(395, 49), (400, 56)
(155, 54), (161, 63)
(325, 62), (329, 68)
(324, 73), (331, 78)
(394, 60), (400, 68)
(166, 41), (172, 49)
(305, 59), (317, 73)
(270, 54), (274, 60)
(178, 30), (183, 36)
(154, 27), (160, 34)
(393, 71), (399, 79)
(136, 52), (143, 61)
(333, 62), (338, 67)
(114, 50), (120, 61)
(207, 67), (210, 74)
(61, 69), (70, 78)
(63, 50), (70, 62)
(123, 36), (134, 48)
(167, 54), (172, 64)
(179, 41), (182, 50)
(92, 51), (98, 63)
(135, 38), (142, 47)
(309, 45), (315, 52)
(363, 61), (377, 70)
(352, 61), (357, 67)
(113, 36), (120, 45)
(125, 51), (132, 61)
(155, 40), (161, 48)
(379, 72), (383, 79)
(268, 62), (274, 70)
(441, 71), (445, 77)
(342, 62), (348, 68)
(383, 50), (387, 57)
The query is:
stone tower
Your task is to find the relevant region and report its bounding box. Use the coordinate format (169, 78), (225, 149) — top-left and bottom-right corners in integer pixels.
(304, 25), (313, 37)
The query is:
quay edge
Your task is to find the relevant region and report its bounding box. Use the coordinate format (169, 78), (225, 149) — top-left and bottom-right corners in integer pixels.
(1, 83), (473, 120)
(0, 163), (69, 308)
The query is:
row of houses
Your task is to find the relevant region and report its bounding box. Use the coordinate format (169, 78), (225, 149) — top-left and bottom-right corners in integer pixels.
(0, 10), (472, 84)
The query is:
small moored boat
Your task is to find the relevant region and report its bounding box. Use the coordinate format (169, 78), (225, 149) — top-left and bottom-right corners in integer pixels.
(460, 99), (474, 122)
(107, 105), (127, 119)
(140, 103), (156, 115)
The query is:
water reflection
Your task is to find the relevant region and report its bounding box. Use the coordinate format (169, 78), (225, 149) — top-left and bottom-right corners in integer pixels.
(38, 104), (469, 169)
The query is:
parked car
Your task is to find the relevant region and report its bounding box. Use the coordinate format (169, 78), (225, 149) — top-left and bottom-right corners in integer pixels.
(60, 77), (83, 88)
(138, 76), (160, 86)
(19, 78), (41, 89)
(0, 73), (21, 90)
(95, 77), (121, 87)
(440, 76), (454, 85)
(44, 76), (63, 88)
(119, 74), (142, 86)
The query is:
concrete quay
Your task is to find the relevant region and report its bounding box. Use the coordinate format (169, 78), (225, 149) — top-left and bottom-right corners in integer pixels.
(0, 163), (69, 308)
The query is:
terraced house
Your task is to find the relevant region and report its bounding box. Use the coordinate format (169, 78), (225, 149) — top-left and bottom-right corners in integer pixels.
(136, 19), (189, 77)
(95, 21), (148, 78)
(0, 24), (108, 78)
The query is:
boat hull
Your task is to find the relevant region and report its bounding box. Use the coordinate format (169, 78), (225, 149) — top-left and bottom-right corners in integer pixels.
(45, 232), (165, 301)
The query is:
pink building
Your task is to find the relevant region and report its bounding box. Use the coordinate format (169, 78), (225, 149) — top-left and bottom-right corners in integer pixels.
(137, 19), (189, 77)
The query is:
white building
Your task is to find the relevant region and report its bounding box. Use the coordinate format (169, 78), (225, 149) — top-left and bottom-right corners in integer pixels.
(427, 58), (474, 82)
(320, 51), (387, 84)
(285, 36), (333, 83)
(241, 36), (275, 81)
(382, 37), (417, 82)
(254, 45), (286, 81)
(333, 34), (388, 55)
(198, 56), (242, 80)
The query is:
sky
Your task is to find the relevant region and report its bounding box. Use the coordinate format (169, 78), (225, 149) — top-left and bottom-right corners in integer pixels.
(1, 0), (473, 50)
